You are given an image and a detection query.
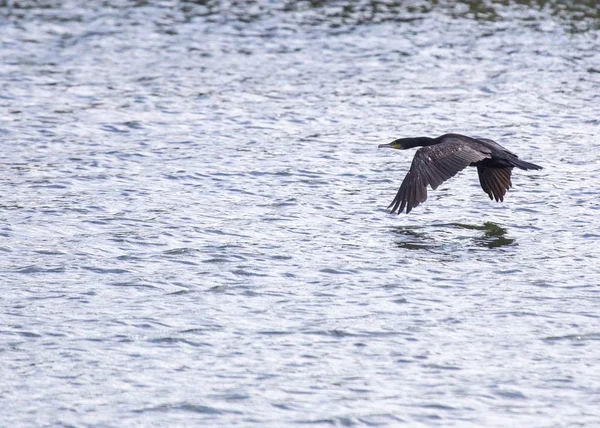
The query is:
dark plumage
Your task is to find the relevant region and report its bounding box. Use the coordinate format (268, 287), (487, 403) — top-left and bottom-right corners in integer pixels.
(379, 133), (542, 214)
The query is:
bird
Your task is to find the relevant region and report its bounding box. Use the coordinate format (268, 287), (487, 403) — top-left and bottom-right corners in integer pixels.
(378, 133), (542, 214)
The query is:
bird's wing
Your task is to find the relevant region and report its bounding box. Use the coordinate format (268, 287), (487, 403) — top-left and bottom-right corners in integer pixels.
(475, 137), (518, 158)
(477, 166), (513, 202)
(388, 141), (491, 214)
(474, 137), (504, 149)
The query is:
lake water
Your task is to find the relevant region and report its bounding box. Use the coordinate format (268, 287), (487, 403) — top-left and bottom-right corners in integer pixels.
(1, 1), (599, 426)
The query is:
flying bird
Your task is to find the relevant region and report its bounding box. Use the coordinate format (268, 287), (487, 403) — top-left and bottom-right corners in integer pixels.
(379, 133), (542, 214)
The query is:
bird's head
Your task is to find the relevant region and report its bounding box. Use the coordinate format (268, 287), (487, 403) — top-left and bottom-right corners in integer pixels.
(378, 139), (407, 150)
(378, 137), (434, 150)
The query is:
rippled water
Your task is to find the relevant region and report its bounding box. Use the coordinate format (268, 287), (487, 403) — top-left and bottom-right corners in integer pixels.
(2, 1), (600, 426)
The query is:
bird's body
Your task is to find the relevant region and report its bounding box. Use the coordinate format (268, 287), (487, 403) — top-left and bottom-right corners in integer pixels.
(379, 133), (542, 214)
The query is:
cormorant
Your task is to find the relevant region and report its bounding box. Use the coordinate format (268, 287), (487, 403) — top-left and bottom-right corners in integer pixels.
(379, 133), (542, 214)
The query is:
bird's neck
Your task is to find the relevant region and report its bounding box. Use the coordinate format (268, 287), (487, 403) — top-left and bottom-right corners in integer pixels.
(402, 137), (436, 149)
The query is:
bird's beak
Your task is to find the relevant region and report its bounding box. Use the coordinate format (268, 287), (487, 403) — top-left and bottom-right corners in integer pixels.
(378, 142), (400, 150)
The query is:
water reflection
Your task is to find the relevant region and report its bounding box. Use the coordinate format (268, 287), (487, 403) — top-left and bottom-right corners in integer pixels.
(391, 221), (515, 250)
(173, 0), (600, 32)
(3, 0), (598, 33)
(451, 222), (516, 249)
(391, 226), (433, 250)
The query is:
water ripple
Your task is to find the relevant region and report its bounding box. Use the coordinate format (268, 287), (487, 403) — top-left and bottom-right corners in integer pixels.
(1, 1), (599, 427)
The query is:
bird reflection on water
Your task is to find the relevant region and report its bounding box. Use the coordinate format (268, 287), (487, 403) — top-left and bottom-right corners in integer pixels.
(392, 222), (516, 250)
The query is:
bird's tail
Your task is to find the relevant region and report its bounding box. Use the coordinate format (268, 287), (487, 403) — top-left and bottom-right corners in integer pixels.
(512, 158), (543, 171)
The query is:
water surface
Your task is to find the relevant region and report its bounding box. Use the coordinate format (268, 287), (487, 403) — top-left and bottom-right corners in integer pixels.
(1, 1), (599, 426)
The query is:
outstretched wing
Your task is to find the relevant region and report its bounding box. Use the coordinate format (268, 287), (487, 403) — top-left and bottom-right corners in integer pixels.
(474, 137), (515, 154)
(388, 140), (491, 214)
(477, 166), (513, 202)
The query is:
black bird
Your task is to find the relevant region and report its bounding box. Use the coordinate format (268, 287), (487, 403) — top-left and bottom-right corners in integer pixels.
(379, 133), (542, 214)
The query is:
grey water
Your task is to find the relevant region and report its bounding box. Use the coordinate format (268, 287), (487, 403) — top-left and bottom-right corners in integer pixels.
(1, 1), (599, 426)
